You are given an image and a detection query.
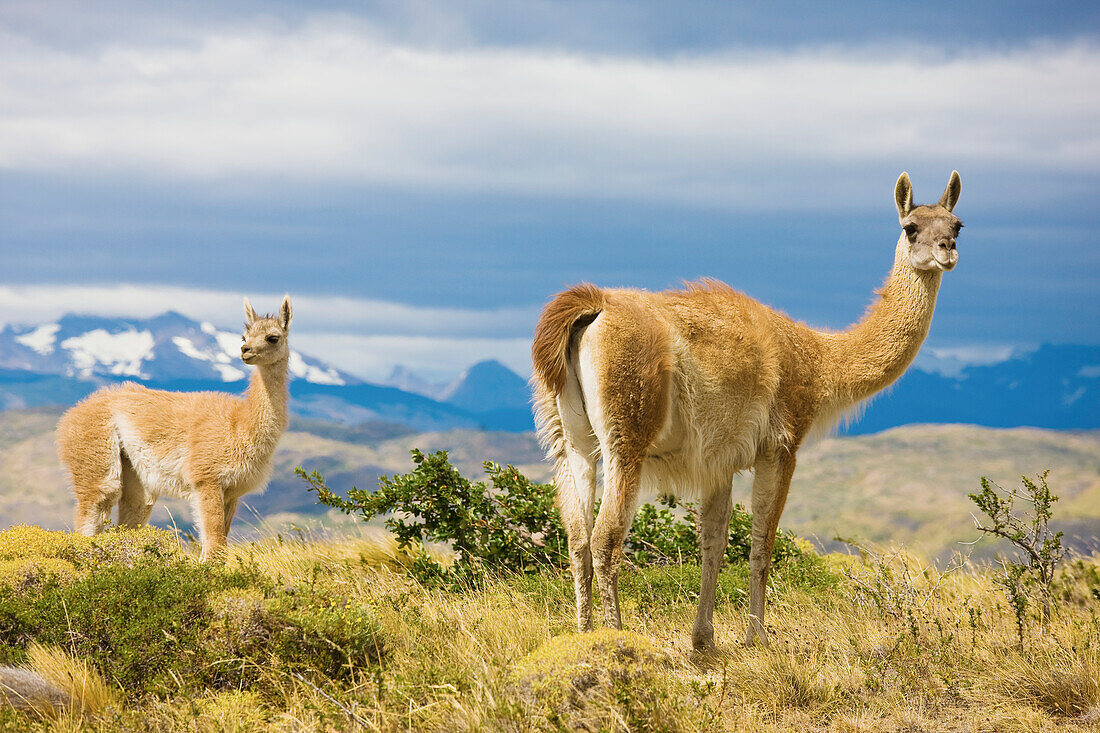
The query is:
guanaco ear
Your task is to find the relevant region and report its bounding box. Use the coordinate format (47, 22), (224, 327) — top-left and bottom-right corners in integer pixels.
(938, 170), (961, 212)
(895, 172), (913, 219)
(279, 295), (293, 331)
(243, 297), (258, 325)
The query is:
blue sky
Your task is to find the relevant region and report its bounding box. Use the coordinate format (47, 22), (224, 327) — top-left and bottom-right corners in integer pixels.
(0, 1), (1097, 380)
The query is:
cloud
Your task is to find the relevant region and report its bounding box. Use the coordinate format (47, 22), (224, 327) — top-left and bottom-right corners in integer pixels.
(0, 18), (1097, 206)
(0, 283), (536, 338)
(914, 344), (1032, 378)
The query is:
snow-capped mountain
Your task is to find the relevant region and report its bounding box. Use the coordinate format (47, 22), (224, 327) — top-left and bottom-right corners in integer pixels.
(0, 312), (520, 432)
(0, 312), (354, 386)
(0, 311), (1095, 435)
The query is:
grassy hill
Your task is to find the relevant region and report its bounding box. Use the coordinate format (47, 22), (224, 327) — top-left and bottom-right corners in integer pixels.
(0, 525), (1097, 731)
(783, 424), (1100, 559)
(3, 408), (1096, 561)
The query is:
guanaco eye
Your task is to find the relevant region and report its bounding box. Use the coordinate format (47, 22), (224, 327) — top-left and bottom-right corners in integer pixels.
(266, 335), (279, 344)
(903, 224), (918, 237)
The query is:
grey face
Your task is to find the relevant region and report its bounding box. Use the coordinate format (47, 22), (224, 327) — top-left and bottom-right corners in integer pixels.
(894, 171), (963, 272)
(901, 205), (963, 272)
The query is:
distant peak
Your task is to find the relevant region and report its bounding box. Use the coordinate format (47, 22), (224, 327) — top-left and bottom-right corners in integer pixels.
(56, 313), (131, 331)
(145, 311), (199, 328)
(387, 365), (417, 380)
(152, 310), (190, 320)
(464, 359), (513, 375)
(437, 359), (529, 411)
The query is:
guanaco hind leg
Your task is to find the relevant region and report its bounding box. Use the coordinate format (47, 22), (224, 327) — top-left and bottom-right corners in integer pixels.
(693, 480), (735, 650)
(117, 454), (154, 528)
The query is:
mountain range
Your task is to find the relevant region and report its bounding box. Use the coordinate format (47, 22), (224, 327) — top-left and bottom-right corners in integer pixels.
(0, 312), (529, 432)
(853, 344), (1099, 433)
(0, 311), (351, 385)
(0, 311), (1096, 433)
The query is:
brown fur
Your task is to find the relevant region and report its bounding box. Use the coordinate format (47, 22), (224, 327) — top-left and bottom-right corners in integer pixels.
(532, 282), (605, 394)
(56, 297), (293, 561)
(533, 172), (963, 649)
(591, 295), (675, 461)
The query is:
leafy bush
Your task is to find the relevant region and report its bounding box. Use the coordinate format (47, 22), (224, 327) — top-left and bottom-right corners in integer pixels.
(628, 495), (803, 567)
(299, 449), (802, 587)
(300, 450), (569, 586)
(262, 594), (385, 680)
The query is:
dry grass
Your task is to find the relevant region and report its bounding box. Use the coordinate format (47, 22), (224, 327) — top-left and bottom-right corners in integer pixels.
(219, 524), (455, 580)
(25, 644), (116, 718)
(971, 616), (1100, 718)
(1, 643), (119, 729)
(4, 530), (1098, 732)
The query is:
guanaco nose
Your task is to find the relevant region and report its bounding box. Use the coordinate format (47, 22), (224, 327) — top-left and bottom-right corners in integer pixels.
(241, 345), (252, 356)
(938, 238), (956, 251)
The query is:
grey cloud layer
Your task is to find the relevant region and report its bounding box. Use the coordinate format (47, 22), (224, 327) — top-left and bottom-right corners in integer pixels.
(0, 285), (536, 338)
(1, 21), (1097, 206)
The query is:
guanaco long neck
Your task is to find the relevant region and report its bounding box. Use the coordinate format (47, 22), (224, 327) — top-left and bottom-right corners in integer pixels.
(823, 235), (942, 408)
(242, 358), (289, 454)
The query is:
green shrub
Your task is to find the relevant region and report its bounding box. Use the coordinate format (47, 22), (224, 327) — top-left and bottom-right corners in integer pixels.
(300, 449), (803, 588)
(0, 556), (256, 694)
(970, 470), (1066, 641)
(300, 450), (569, 587)
(264, 594), (385, 680)
(0, 527), (384, 700)
(208, 587), (384, 687)
(628, 495), (803, 566)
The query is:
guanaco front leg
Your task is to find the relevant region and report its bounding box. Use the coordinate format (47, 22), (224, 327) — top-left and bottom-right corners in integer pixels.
(746, 451), (796, 647)
(194, 484), (229, 562)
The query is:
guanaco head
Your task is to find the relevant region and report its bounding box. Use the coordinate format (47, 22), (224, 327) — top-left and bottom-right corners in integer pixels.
(240, 295), (292, 366)
(895, 171), (963, 272)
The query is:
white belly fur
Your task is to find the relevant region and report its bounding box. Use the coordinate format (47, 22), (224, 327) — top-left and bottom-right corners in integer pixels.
(113, 412), (275, 501)
(114, 413), (190, 500)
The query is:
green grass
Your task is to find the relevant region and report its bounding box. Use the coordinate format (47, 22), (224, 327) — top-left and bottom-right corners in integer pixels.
(0, 527), (384, 705)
